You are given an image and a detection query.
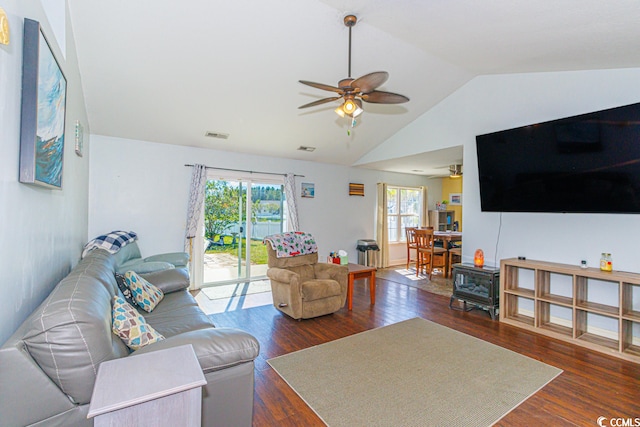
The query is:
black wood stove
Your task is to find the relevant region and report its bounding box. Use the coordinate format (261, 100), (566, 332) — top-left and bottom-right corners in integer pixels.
(449, 263), (500, 319)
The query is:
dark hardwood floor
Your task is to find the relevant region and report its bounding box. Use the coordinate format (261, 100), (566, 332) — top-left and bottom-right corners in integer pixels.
(206, 273), (640, 426)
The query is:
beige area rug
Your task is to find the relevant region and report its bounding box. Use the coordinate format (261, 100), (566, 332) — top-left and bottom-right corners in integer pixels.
(200, 280), (271, 300)
(268, 317), (562, 427)
(376, 267), (453, 297)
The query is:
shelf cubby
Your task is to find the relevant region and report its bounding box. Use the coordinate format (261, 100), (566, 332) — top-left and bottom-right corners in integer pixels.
(503, 293), (534, 327)
(502, 264), (535, 294)
(622, 283), (640, 321)
(575, 277), (619, 316)
(537, 271), (573, 306)
(575, 310), (619, 351)
(622, 320), (640, 357)
(537, 301), (572, 337)
(500, 258), (640, 364)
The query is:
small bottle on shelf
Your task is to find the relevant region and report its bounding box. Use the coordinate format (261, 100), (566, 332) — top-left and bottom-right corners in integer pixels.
(600, 253), (612, 272)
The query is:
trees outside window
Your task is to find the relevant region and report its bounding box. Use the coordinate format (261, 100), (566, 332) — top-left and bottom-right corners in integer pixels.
(387, 186), (422, 243)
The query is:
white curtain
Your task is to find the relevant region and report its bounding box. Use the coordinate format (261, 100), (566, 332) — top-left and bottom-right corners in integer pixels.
(420, 186), (429, 227)
(376, 183), (389, 268)
(284, 173), (299, 231)
(184, 164), (207, 257)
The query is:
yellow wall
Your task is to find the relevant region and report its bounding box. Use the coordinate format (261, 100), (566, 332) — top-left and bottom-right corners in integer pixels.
(441, 177), (463, 231)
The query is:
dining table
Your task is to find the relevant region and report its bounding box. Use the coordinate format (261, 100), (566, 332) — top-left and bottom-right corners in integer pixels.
(433, 231), (462, 246)
(434, 231), (462, 278)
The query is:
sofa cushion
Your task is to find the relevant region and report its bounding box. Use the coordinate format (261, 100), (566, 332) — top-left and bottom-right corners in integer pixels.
(112, 296), (164, 350)
(22, 250), (129, 405)
(144, 290), (214, 337)
(112, 241), (142, 267)
(125, 271), (164, 312)
(301, 279), (341, 301)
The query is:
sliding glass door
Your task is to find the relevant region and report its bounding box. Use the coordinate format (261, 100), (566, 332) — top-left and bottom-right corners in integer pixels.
(197, 174), (285, 288)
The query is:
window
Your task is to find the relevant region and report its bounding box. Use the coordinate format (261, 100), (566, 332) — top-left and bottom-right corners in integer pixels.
(387, 186), (422, 243)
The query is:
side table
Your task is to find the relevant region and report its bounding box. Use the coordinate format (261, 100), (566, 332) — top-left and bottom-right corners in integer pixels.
(87, 344), (206, 426)
(347, 263), (376, 310)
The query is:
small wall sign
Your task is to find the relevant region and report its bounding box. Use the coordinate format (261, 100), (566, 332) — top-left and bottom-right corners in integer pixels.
(349, 183), (364, 196)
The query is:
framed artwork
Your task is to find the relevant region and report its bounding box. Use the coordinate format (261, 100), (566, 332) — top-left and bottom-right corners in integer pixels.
(19, 18), (67, 189)
(449, 193), (462, 206)
(301, 182), (315, 198)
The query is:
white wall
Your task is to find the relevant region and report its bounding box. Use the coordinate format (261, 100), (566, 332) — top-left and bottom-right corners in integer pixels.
(89, 136), (437, 265)
(0, 1), (90, 344)
(359, 68), (640, 271)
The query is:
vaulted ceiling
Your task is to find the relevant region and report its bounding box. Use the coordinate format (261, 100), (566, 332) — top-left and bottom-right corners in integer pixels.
(67, 0), (640, 176)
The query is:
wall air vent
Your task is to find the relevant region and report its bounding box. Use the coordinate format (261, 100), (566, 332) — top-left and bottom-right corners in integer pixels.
(205, 131), (229, 139)
(297, 146), (316, 152)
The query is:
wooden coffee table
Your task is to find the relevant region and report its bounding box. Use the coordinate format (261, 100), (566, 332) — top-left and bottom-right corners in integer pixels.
(347, 263), (376, 310)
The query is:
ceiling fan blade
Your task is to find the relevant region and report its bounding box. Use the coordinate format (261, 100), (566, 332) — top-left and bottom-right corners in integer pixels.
(361, 90), (409, 104)
(351, 71), (389, 93)
(299, 80), (344, 94)
(298, 96), (343, 109)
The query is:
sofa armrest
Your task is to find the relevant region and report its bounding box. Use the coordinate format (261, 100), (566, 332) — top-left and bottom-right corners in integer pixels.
(0, 343), (76, 427)
(144, 252), (189, 267)
(132, 328), (259, 373)
(141, 268), (190, 294)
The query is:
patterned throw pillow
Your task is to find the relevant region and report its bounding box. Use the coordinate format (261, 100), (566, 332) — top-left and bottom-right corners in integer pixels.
(111, 296), (164, 350)
(124, 271), (164, 312)
(115, 273), (136, 306)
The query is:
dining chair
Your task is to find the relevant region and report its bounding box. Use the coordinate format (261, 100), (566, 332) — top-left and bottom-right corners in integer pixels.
(448, 247), (462, 278)
(414, 228), (447, 279)
(405, 227), (418, 270)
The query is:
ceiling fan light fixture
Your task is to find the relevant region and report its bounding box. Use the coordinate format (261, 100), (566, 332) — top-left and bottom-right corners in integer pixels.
(449, 164), (463, 178)
(335, 98), (363, 118)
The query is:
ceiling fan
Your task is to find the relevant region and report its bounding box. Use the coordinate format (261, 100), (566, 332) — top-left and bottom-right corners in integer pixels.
(298, 14), (409, 119)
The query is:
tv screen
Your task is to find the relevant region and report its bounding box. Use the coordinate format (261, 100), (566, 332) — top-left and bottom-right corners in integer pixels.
(476, 102), (640, 213)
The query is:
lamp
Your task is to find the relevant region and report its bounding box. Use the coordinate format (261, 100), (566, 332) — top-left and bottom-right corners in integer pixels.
(449, 164), (462, 178)
(335, 98), (363, 118)
(474, 249), (484, 268)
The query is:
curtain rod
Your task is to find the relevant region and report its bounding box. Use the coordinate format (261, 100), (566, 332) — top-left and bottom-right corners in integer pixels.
(184, 164), (304, 178)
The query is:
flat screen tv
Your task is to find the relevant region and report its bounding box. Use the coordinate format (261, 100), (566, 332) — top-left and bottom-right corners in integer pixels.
(476, 102), (640, 213)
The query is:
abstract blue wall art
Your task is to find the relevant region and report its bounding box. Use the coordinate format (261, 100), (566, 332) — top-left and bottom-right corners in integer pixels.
(19, 18), (67, 189)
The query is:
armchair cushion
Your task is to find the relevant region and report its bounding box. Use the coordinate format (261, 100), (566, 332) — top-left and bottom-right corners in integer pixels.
(302, 279), (341, 301)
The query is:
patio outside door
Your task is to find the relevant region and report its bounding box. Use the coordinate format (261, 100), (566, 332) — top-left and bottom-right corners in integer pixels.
(199, 176), (285, 288)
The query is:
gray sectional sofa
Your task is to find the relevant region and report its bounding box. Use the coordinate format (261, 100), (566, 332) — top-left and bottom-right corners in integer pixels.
(0, 249), (260, 427)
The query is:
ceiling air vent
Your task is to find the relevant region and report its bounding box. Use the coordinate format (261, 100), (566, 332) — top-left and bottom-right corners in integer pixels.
(297, 146), (316, 152)
(205, 131), (229, 139)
